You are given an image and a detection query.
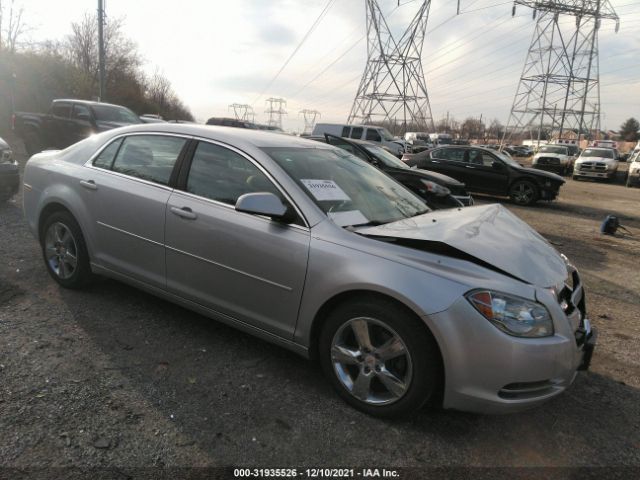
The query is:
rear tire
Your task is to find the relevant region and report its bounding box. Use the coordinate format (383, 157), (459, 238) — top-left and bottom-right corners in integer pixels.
(509, 180), (539, 206)
(319, 297), (442, 418)
(40, 211), (94, 289)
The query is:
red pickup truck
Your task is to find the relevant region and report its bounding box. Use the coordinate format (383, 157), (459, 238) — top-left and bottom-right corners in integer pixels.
(13, 99), (142, 155)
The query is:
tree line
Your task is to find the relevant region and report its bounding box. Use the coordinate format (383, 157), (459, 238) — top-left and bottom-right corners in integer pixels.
(0, 7), (194, 132)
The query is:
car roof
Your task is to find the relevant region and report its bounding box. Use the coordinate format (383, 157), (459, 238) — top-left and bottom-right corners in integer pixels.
(100, 123), (333, 150)
(53, 99), (129, 109)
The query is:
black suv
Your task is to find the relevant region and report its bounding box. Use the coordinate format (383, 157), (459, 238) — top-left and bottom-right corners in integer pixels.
(313, 134), (474, 210)
(406, 145), (565, 206)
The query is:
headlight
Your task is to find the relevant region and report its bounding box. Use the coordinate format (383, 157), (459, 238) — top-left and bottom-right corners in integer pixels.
(420, 179), (451, 197)
(0, 149), (13, 164)
(466, 290), (554, 338)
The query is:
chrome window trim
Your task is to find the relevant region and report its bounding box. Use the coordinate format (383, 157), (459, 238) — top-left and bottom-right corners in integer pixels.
(183, 135), (310, 229)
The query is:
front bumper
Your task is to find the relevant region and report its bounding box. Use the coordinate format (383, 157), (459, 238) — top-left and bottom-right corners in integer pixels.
(574, 168), (616, 179)
(427, 289), (593, 414)
(533, 163), (568, 175)
(539, 187), (561, 201)
(626, 172), (640, 186)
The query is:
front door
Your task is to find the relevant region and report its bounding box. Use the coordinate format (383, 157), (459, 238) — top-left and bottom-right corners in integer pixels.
(165, 140), (310, 338)
(465, 149), (509, 195)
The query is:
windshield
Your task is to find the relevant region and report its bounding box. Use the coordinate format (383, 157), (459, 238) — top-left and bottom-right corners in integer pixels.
(91, 105), (142, 124)
(362, 145), (410, 169)
(539, 146), (568, 154)
(262, 147), (429, 227)
(581, 148), (614, 158)
(379, 128), (394, 141)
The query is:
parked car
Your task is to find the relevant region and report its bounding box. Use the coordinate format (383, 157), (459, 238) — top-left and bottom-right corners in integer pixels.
(405, 145), (565, 206)
(532, 145), (573, 176)
(512, 145), (534, 157)
(625, 150), (640, 188)
(13, 99), (143, 156)
(311, 123), (410, 156)
(403, 132), (433, 153)
(312, 134), (473, 209)
(23, 124), (595, 417)
(139, 114), (167, 124)
(0, 136), (19, 202)
(205, 117), (258, 129)
(573, 147), (620, 182)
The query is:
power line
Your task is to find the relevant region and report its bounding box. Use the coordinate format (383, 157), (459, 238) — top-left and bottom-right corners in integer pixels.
(252, 0), (335, 106)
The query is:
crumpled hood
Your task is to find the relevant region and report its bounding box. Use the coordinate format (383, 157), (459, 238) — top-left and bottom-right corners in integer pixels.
(357, 203), (567, 287)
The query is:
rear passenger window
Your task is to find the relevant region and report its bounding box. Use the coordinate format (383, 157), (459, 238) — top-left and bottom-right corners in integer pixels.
(350, 127), (363, 139)
(341, 126), (351, 137)
(93, 138), (123, 169)
(186, 142), (282, 206)
(52, 103), (71, 118)
(111, 135), (186, 185)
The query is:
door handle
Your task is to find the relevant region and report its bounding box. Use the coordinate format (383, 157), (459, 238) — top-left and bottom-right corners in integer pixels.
(431, 160), (440, 163)
(465, 165), (476, 169)
(80, 180), (97, 190)
(170, 206), (197, 220)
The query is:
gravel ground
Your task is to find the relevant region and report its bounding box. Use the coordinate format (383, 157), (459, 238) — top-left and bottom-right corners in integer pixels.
(1, 137), (639, 471)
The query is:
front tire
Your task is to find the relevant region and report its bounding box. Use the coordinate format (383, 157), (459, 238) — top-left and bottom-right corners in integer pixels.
(319, 297), (441, 418)
(41, 211), (93, 289)
(509, 180), (539, 206)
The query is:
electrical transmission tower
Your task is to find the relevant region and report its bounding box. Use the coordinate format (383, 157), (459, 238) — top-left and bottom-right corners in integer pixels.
(348, 0), (435, 135)
(299, 109), (321, 135)
(265, 97), (287, 129)
(229, 103), (255, 123)
(503, 1), (619, 145)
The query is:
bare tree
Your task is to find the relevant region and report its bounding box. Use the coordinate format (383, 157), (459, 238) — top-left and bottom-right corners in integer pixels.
(1, 0), (29, 53)
(146, 69), (173, 114)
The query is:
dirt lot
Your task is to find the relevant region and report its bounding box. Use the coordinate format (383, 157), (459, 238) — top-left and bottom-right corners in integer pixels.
(1, 137), (639, 471)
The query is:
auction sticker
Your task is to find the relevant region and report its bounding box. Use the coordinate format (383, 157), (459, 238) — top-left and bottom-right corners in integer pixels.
(301, 179), (351, 202)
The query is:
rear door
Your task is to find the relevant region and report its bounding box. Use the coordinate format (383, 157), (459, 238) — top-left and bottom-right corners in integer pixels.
(422, 147), (468, 182)
(164, 140), (310, 338)
(80, 133), (188, 288)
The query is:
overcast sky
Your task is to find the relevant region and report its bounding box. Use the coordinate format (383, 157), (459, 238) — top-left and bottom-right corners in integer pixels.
(19, 0), (640, 132)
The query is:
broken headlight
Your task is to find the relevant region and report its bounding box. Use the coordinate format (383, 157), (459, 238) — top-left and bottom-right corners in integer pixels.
(420, 179), (450, 197)
(466, 290), (554, 338)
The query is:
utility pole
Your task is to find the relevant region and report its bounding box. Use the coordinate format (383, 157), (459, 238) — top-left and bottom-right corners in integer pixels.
(265, 98), (287, 129)
(97, 0), (106, 101)
(299, 109), (321, 135)
(502, 0), (619, 146)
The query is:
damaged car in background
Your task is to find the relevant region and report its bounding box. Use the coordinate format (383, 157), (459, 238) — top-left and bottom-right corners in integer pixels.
(0, 136), (19, 202)
(23, 124), (595, 417)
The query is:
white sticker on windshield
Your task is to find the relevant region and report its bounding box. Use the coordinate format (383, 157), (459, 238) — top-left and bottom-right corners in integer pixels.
(300, 179), (351, 202)
(328, 210), (369, 227)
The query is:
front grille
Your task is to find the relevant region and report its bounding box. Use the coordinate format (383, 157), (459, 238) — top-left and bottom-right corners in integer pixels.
(578, 162), (607, 171)
(537, 157), (560, 165)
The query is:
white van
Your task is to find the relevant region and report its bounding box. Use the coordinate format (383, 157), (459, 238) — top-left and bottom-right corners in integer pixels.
(311, 123), (409, 156)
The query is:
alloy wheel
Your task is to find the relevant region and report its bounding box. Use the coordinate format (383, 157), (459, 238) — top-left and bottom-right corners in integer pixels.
(331, 317), (413, 405)
(512, 182), (535, 204)
(44, 222), (79, 280)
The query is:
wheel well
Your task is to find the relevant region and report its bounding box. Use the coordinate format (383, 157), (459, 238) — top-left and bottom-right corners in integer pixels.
(510, 177), (540, 189)
(38, 202), (72, 240)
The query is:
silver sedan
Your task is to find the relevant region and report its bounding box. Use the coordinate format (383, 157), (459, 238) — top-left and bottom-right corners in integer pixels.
(23, 124), (595, 417)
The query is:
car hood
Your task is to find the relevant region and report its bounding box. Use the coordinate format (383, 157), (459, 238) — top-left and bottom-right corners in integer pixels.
(534, 152), (567, 159)
(515, 165), (565, 182)
(576, 156), (617, 164)
(393, 166), (464, 186)
(357, 203), (567, 287)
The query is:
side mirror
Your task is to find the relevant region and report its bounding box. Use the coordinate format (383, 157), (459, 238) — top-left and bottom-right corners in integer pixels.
(235, 192), (296, 223)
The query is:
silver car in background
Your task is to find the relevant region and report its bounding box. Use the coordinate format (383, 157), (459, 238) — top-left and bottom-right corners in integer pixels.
(23, 124), (595, 417)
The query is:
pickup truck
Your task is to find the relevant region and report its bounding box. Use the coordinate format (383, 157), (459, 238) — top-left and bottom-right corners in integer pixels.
(13, 99), (142, 155)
